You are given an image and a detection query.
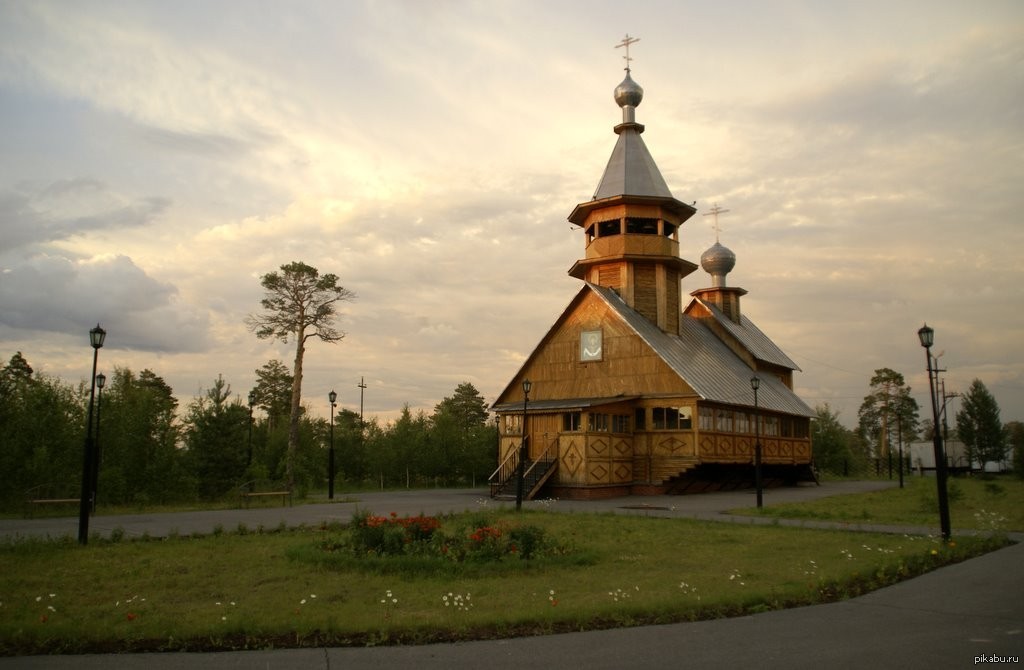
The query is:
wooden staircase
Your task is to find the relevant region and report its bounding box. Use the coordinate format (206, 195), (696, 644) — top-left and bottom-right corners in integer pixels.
(489, 443), (558, 501)
(649, 456), (701, 484)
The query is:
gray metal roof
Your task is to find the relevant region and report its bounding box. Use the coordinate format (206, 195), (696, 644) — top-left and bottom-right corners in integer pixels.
(694, 298), (801, 371)
(593, 127), (673, 200)
(589, 284), (814, 417)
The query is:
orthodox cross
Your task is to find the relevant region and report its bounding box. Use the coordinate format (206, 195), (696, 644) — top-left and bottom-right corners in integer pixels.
(703, 203), (730, 242)
(615, 34), (640, 70)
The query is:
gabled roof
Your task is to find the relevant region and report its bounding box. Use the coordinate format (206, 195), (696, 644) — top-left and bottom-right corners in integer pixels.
(495, 283), (814, 418)
(589, 284), (813, 417)
(687, 298), (801, 371)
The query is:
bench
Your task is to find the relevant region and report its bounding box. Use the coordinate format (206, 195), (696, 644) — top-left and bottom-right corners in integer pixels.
(24, 485), (80, 517)
(238, 481), (292, 508)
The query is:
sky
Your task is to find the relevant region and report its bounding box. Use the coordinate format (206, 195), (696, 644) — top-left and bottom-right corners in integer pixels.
(1, 0), (1022, 430)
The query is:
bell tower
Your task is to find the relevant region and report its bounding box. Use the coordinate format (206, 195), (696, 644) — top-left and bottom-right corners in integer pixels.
(567, 37), (698, 335)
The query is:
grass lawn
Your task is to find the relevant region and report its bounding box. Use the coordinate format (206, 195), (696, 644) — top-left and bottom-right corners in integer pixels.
(732, 475), (1024, 532)
(0, 508), (1007, 655)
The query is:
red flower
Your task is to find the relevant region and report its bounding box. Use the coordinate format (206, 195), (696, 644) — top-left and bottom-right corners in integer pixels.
(126, 612), (137, 622)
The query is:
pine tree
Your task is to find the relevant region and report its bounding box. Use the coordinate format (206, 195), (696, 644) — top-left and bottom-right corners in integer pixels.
(956, 379), (1005, 469)
(246, 262), (355, 489)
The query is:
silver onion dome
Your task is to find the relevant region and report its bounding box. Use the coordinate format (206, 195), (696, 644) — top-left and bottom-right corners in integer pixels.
(614, 71), (644, 109)
(701, 241), (736, 287)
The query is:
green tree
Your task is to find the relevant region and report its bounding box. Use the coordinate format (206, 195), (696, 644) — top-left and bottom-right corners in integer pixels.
(858, 368), (919, 459)
(251, 359), (293, 430)
(1007, 421), (1024, 479)
(184, 375), (250, 499)
(810, 404), (863, 475)
(97, 368), (186, 505)
(246, 261), (355, 489)
(430, 382), (494, 484)
(956, 379), (1005, 468)
(0, 353), (82, 508)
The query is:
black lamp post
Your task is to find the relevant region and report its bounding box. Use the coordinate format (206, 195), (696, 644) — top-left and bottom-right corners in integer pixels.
(328, 389), (337, 500)
(896, 406), (905, 489)
(247, 390), (256, 471)
(515, 379), (532, 512)
(78, 324), (106, 545)
(91, 372), (106, 512)
(750, 376), (763, 509)
(918, 324), (952, 540)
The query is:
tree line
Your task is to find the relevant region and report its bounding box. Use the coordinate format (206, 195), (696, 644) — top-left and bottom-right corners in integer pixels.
(0, 351), (497, 511)
(811, 367), (1023, 478)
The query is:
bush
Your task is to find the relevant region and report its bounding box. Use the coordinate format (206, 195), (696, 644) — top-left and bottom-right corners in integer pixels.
(329, 511), (550, 563)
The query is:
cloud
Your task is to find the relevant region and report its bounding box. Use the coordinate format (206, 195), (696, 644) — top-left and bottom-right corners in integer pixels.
(0, 253), (210, 353)
(0, 179), (170, 251)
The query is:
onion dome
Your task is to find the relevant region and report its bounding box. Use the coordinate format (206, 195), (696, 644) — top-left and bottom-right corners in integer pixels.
(614, 71), (644, 109)
(701, 241), (736, 287)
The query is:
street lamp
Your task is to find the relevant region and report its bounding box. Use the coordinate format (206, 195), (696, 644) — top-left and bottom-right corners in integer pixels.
(918, 323), (952, 540)
(247, 390), (256, 472)
(896, 406), (905, 489)
(78, 323), (106, 545)
(91, 372), (106, 512)
(328, 389), (337, 500)
(515, 379), (532, 512)
(750, 376), (763, 509)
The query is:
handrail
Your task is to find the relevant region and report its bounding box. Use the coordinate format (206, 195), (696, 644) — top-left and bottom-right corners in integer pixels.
(522, 441), (558, 479)
(488, 444), (520, 484)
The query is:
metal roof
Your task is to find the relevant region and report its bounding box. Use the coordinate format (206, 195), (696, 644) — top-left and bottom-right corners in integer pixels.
(592, 127), (673, 200)
(589, 284), (814, 417)
(693, 298), (802, 371)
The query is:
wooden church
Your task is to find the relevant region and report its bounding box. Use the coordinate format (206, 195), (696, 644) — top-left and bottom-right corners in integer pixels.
(490, 56), (814, 500)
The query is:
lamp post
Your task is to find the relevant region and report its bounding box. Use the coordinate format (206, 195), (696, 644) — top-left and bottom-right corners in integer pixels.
(328, 390), (337, 499)
(750, 376), (763, 509)
(78, 324), (106, 545)
(515, 379), (531, 512)
(918, 324), (952, 540)
(247, 390), (256, 471)
(91, 372), (106, 512)
(896, 406), (905, 489)
(357, 377), (366, 462)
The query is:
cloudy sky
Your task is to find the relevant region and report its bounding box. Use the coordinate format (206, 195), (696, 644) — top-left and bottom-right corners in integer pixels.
(1, 0), (1021, 429)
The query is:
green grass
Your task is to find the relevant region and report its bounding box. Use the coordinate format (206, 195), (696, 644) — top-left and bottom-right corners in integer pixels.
(732, 475), (1024, 531)
(0, 510), (1007, 655)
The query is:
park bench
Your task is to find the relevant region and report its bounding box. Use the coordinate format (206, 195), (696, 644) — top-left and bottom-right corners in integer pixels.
(24, 484), (80, 518)
(238, 480), (292, 508)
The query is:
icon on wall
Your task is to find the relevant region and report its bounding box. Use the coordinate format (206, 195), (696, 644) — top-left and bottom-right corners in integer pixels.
(580, 329), (603, 362)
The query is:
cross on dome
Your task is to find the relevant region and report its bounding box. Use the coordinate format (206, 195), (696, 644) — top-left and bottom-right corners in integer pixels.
(615, 34), (640, 71)
(703, 203), (731, 243)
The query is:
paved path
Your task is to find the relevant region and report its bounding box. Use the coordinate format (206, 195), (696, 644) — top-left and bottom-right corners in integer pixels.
(2, 482), (1021, 668)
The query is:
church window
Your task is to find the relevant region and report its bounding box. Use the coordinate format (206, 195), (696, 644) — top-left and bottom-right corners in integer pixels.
(612, 415), (630, 433)
(588, 413), (609, 432)
(662, 222), (677, 238)
(625, 217), (659, 235)
(562, 412), (581, 432)
(653, 406), (692, 430)
(598, 219), (621, 237)
(715, 409), (734, 432)
(504, 414), (521, 434)
(698, 407), (714, 431)
(735, 412), (750, 434)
